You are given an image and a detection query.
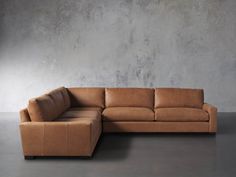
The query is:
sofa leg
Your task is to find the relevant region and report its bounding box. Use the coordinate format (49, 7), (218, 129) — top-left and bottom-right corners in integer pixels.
(24, 156), (35, 160)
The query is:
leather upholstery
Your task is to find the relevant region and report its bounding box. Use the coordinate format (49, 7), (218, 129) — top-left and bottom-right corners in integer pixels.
(27, 87), (70, 122)
(69, 107), (102, 112)
(20, 108), (31, 122)
(103, 122), (209, 132)
(203, 103), (217, 132)
(59, 108), (101, 120)
(20, 119), (101, 156)
(68, 88), (105, 108)
(155, 108), (209, 122)
(56, 117), (98, 122)
(155, 88), (204, 108)
(102, 107), (154, 121)
(105, 88), (154, 108)
(19, 87), (218, 158)
(28, 95), (61, 122)
(46, 87), (71, 110)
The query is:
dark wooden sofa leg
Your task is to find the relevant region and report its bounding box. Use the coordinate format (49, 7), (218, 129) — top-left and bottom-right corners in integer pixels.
(24, 156), (35, 160)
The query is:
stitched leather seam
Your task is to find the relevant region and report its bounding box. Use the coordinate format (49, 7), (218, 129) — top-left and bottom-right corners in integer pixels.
(42, 123), (45, 156)
(66, 123), (69, 156)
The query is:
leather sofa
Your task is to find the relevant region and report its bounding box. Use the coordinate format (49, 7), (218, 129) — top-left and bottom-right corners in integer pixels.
(19, 87), (217, 159)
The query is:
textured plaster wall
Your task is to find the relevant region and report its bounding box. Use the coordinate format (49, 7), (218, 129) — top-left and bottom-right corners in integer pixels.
(0, 0), (236, 112)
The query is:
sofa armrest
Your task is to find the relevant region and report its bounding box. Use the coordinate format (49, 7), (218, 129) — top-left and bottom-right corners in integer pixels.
(19, 121), (93, 156)
(202, 103), (217, 133)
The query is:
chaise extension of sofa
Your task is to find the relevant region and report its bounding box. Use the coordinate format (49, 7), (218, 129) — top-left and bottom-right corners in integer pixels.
(19, 87), (217, 159)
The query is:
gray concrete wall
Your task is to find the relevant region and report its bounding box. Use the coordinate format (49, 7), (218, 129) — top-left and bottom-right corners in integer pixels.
(0, 0), (236, 112)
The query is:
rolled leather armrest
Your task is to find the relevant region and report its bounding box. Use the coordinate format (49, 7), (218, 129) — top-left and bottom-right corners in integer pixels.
(19, 121), (94, 156)
(203, 103), (217, 133)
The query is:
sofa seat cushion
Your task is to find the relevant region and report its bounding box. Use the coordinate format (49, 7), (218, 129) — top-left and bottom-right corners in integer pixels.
(69, 107), (102, 112)
(102, 107), (154, 121)
(59, 108), (101, 120)
(155, 108), (209, 122)
(56, 117), (98, 122)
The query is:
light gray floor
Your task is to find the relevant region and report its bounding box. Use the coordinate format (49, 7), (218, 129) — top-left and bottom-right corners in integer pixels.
(0, 112), (236, 177)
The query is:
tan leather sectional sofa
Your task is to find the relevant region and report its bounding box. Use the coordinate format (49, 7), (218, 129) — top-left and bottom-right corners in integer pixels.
(19, 87), (217, 159)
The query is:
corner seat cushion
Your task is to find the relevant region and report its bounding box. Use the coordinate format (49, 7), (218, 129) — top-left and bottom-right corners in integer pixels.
(69, 107), (102, 112)
(155, 108), (209, 122)
(56, 117), (98, 122)
(102, 107), (154, 121)
(59, 108), (101, 120)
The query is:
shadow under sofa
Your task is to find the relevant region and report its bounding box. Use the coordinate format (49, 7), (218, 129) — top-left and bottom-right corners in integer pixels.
(19, 87), (217, 159)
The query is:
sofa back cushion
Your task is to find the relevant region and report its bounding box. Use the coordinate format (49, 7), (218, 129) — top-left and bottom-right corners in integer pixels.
(46, 87), (71, 110)
(28, 87), (70, 122)
(155, 88), (204, 109)
(68, 88), (105, 108)
(105, 88), (154, 109)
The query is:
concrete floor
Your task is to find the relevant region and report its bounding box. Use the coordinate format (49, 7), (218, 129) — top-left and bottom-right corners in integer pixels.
(0, 113), (236, 177)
